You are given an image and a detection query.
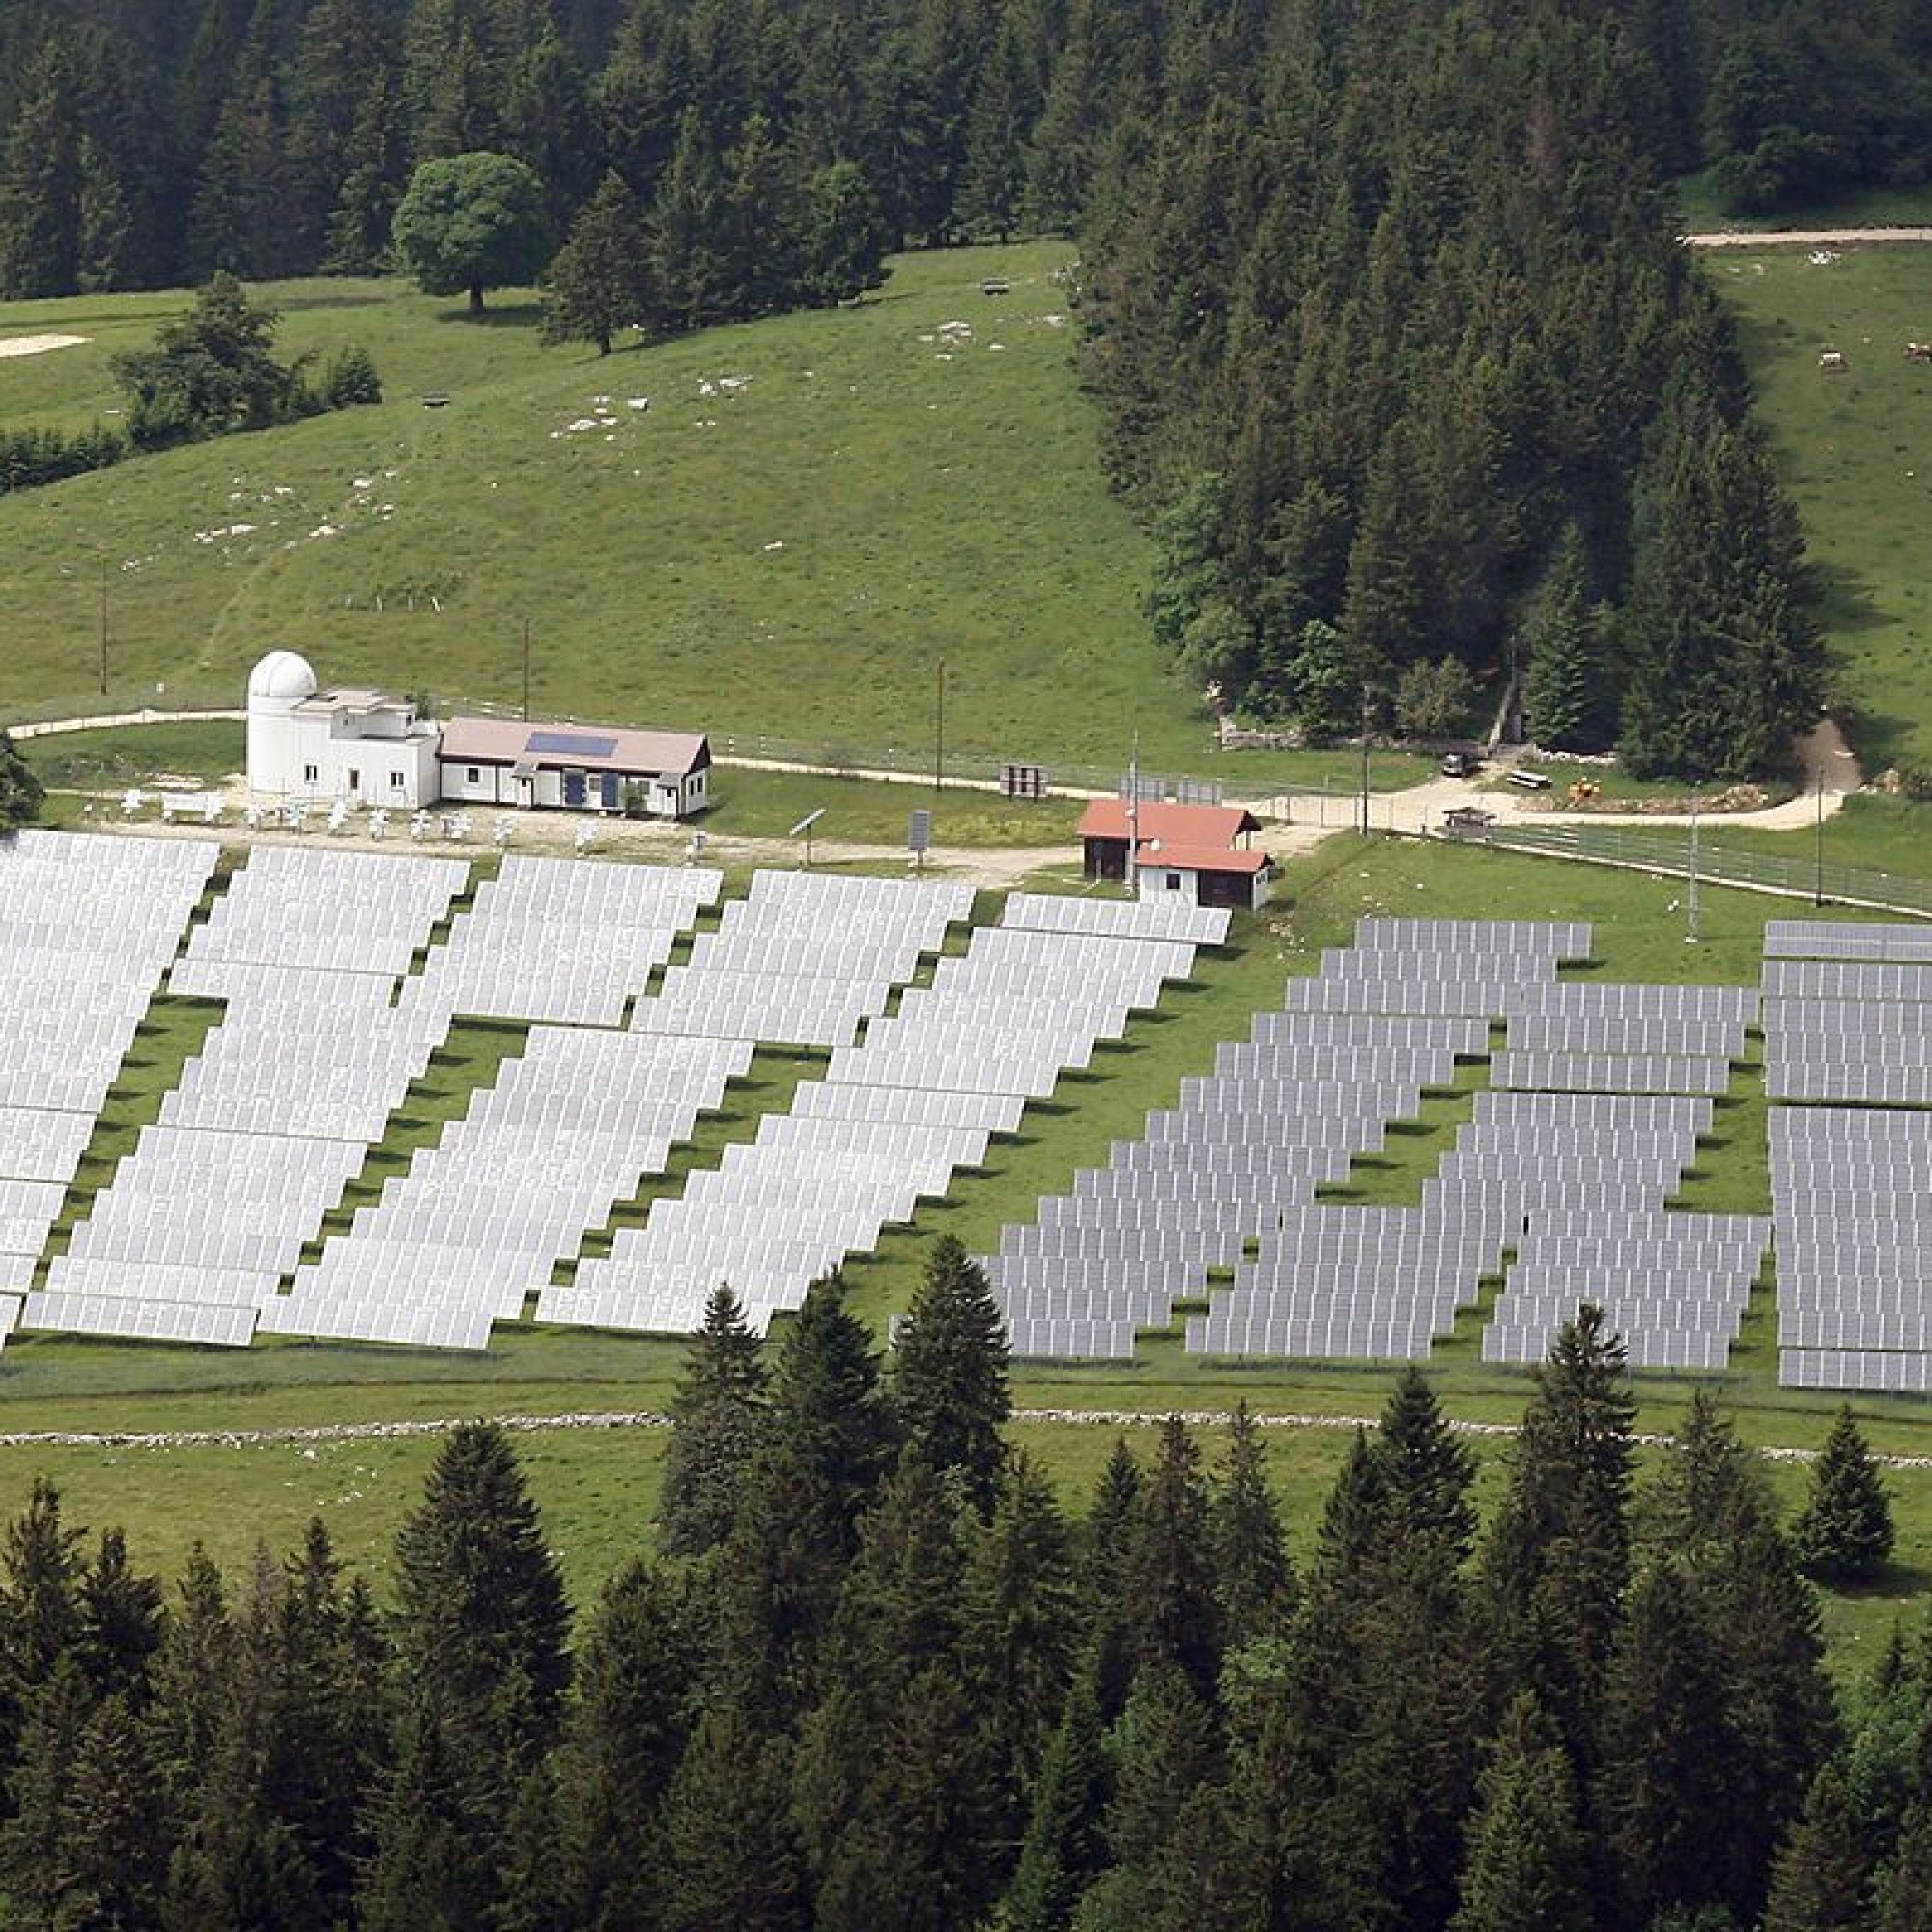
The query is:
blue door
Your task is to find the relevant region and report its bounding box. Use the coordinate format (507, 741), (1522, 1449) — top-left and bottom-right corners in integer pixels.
(562, 770), (587, 808)
(600, 772), (622, 810)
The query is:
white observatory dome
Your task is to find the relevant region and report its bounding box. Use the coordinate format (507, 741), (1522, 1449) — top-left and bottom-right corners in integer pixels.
(248, 650), (318, 703)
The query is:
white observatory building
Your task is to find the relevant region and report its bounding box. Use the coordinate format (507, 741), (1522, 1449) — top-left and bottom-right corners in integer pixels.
(246, 651), (442, 809)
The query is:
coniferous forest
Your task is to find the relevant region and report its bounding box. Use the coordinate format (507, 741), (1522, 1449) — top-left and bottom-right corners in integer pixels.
(0, 1241), (1917, 1932)
(2, 1), (1926, 758)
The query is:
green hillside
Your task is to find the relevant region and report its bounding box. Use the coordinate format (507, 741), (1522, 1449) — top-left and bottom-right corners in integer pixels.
(0, 243), (1232, 775)
(1709, 241), (1932, 772)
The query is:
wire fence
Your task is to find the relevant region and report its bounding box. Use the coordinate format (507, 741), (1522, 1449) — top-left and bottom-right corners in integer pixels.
(1478, 820), (1932, 921)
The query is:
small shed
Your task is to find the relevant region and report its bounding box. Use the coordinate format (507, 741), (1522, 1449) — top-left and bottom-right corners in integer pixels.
(1078, 799), (1262, 883)
(1442, 805), (1496, 839)
(438, 717), (711, 817)
(1135, 839), (1275, 911)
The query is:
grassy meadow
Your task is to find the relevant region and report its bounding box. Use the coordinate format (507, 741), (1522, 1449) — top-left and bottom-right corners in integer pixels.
(1674, 169), (1932, 233)
(0, 246), (1258, 780)
(1705, 238), (1932, 773)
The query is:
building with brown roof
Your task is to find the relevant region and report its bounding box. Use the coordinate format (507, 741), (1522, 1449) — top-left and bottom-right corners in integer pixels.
(437, 717), (711, 817)
(1076, 798), (1272, 910)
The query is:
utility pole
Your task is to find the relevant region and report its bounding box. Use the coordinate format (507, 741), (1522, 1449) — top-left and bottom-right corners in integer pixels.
(935, 658), (945, 796)
(1814, 767), (1827, 907)
(521, 617), (531, 723)
(1125, 730), (1140, 899)
(1688, 778), (1702, 944)
(99, 560), (109, 696)
(1359, 686), (1372, 837)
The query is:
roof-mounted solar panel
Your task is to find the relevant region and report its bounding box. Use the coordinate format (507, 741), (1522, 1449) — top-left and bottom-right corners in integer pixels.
(526, 730), (620, 758)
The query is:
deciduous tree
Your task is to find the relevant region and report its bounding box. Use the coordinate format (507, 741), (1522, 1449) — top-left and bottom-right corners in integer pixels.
(392, 149), (551, 311)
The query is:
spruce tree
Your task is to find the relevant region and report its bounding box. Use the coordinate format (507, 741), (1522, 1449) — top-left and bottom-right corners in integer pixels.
(360, 1690), (476, 1932)
(1077, 1663), (1223, 1930)
(1795, 1406), (1895, 1586)
(966, 1453), (1079, 1866)
(145, 1544), (234, 1826)
(1081, 1436), (1143, 1721)
(957, 8), (1030, 241)
(74, 1525), (163, 1704)
(0, 43), (85, 298)
(60, 1691), (171, 1927)
(0, 1477), (85, 1791)
(894, 1233), (1012, 1515)
(713, 1270), (899, 1725)
(1598, 1560), (1738, 1929)
(793, 1459), (996, 1932)
(540, 167), (651, 354)
(1520, 523), (1613, 753)
(0, 1658), (92, 1927)
(658, 1281), (769, 1559)
(552, 1558), (693, 1931)
(1209, 1403), (1293, 1648)
(0, 733), (45, 830)
(663, 1706), (810, 1932)
(1646, 1402), (1839, 1921)
(1480, 1306), (1636, 1776)
(1377, 1366), (1477, 1560)
(1005, 1671), (1110, 1932)
(379, 1422), (570, 1922)
(1878, 1795), (1932, 1932)
(1311, 1426), (1392, 1589)
(1450, 1692), (1591, 1932)
(494, 1761), (565, 1932)
(393, 1422), (570, 1743)
(801, 160), (890, 306)
(1764, 1759), (1871, 1932)
(1123, 1416), (1223, 1700)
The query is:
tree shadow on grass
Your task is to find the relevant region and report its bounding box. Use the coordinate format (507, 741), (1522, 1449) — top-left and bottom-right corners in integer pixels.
(1810, 559), (1890, 638)
(1827, 1557), (1932, 1606)
(433, 301), (545, 328)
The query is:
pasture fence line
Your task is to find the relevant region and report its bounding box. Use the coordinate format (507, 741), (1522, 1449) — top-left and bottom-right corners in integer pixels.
(1469, 820), (1932, 921)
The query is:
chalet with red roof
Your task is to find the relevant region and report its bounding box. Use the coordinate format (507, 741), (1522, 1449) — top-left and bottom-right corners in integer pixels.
(1076, 798), (1273, 911)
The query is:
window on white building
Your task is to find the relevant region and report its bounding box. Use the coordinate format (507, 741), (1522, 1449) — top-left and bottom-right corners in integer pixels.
(390, 771), (405, 788)
(303, 763), (319, 782)
(466, 766), (481, 783)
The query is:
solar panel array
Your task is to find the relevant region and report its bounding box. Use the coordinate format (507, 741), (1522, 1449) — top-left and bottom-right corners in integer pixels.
(980, 918), (1774, 1372)
(552, 899), (1209, 1335)
(630, 871), (974, 1047)
(1002, 892), (1232, 948)
(988, 922), (1584, 1362)
(1766, 918), (1932, 962)
(1190, 928), (1593, 1363)
(39, 849), (469, 1346)
(1762, 930), (1932, 1105)
(402, 855), (722, 1027)
(0, 833), (218, 1324)
(1491, 981), (1751, 1095)
(1768, 923), (1932, 1389)
(268, 1030), (752, 1348)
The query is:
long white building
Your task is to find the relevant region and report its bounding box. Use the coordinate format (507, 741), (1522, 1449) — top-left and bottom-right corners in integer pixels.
(244, 652), (710, 818)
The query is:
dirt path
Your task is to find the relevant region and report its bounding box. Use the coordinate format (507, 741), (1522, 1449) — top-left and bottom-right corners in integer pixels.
(1684, 227), (1932, 247)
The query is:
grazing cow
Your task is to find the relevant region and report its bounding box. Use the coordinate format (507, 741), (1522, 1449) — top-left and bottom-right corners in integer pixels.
(1907, 342), (1932, 364)
(1819, 349), (1846, 371)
